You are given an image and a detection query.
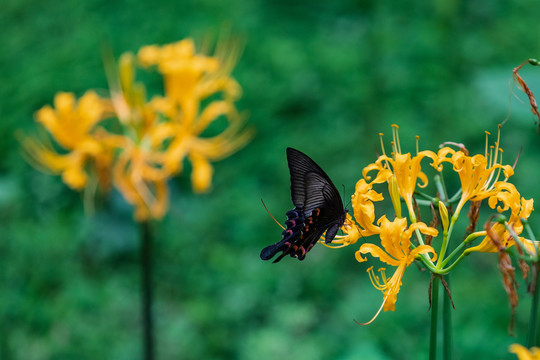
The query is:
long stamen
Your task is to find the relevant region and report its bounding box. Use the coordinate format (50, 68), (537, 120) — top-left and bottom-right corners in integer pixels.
(367, 266), (387, 291)
(379, 133), (387, 157)
(379, 268), (387, 284)
(493, 141), (499, 168)
(355, 295), (389, 326)
(415, 136), (419, 155)
(494, 124), (502, 163)
(379, 133), (391, 169)
(392, 124), (401, 154)
(484, 131), (490, 158)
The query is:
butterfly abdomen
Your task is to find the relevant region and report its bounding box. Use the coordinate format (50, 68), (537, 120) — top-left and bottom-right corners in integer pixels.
(260, 207), (306, 262)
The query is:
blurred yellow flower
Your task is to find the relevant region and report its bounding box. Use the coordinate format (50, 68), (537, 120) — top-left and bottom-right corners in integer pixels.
(23, 91), (112, 190)
(35, 91), (110, 149)
(510, 344), (540, 360)
(23, 37), (252, 221)
(138, 38), (241, 107)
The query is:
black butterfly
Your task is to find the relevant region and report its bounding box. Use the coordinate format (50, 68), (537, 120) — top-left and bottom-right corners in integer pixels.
(260, 147), (348, 263)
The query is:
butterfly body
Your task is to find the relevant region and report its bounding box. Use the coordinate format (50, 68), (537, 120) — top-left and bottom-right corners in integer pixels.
(260, 148), (347, 263)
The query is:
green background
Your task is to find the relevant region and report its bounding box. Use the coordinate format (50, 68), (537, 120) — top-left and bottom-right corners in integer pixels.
(2, 0), (540, 359)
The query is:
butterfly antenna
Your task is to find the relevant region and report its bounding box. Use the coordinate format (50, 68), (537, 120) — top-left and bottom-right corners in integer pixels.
(261, 198), (285, 230)
(341, 184), (352, 209)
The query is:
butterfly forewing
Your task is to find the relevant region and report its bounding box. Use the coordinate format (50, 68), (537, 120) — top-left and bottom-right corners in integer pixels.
(287, 148), (334, 209)
(260, 148), (347, 263)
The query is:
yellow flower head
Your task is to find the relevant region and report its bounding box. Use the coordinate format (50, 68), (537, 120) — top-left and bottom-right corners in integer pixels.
(113, 141), (170, 221)
(468, 182), (535, 253)
(23, 91), (112, 190)
(434, 128), (514, 216)
(351, 179), (384, 236)
(356, 216), (438, 318)
(35, 91), (110, 150)
(23, 37), (252, 221)
(361, 126), (437, 222)
(509, 344), (540, 360)
(138, 38), (241, 106)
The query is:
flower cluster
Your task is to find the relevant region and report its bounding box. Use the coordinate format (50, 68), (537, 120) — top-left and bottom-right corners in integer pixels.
(330, 125), (534, 322)
(23, 38), (252, 221)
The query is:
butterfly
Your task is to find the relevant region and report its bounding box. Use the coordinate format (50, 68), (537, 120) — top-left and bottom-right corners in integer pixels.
(260, 147), (348, 263)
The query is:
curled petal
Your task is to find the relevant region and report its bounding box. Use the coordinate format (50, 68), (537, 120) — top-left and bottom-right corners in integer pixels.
(357, 243), (401, 267)
(410, 245), (438, 263)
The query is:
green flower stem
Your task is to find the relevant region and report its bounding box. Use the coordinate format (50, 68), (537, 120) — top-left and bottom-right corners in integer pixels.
(523, 220), (539, 257)
(140, 220), (155, 360)
(503, 222), (536, 261)
(447, 189), (463, 204)
(414, 190), (438, 202)
(416, 199), (436, 207)
(434, 174), (448, 202)
(437, 252), (468, 274)
(430, 276), (440, 360)
(443, 275), (452, 360)
(438, 231), (486, 269)
(435, 214), (457, 270)
(527, 264), (540, 348)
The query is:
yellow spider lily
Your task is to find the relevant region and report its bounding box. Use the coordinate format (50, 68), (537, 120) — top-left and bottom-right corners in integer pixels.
(356, 216), (438, 320)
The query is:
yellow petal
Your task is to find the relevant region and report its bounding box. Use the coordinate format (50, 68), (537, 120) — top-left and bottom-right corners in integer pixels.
(357, 243), (401, 267)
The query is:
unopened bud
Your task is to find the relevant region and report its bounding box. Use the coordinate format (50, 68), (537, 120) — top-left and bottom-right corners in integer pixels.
(439, 200), (449, 233)
(389, 175), (401, 218)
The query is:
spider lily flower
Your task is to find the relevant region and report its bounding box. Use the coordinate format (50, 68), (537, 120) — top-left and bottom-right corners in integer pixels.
(147, 94), (252, 193)
(113, 140), (170, 221)
(356, 216), (438, 319)
(137, 38), (241, 108)
(434, 129), (514, 217)
(137, 39), (252, 193)
(362, 126), (437, 222)
(467, 182), (534, 253)
(23, 37), (252, 221)
(509, 344), (540, 360)
(351, 179), (384, 236)
(22, 91), (112, 190)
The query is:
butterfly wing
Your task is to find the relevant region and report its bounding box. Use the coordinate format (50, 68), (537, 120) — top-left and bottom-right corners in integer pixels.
(260, 148), (347, 262)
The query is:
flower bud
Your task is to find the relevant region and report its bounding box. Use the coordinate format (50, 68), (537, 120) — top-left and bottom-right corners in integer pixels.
(388, 175), (401, 218)
(439, 200), (449, 233)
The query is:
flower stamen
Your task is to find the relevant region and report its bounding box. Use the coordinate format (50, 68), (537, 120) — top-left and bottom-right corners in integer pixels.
(367, 266), (388, 292)
(391, 124), (401, 155)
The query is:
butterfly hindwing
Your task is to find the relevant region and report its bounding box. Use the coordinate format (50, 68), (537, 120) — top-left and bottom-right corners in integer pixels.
(260, 148), (347, 263)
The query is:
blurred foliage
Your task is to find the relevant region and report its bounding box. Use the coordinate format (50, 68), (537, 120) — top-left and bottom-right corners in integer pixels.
(2, 0), (540, 359)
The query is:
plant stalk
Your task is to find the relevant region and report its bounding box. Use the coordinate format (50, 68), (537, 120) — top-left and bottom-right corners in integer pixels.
(443, 275), (452, 360)
(527, 264), (540, 348)
(141, 220), (155, 360)
(430, 276), (440, 360)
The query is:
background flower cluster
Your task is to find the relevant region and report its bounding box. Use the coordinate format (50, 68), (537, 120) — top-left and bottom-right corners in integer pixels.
(23, 39), (252, 221)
